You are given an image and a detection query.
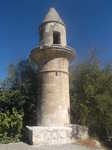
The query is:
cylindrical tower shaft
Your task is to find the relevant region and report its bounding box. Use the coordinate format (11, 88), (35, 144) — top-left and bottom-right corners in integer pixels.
(38, 57), (70, 126)
(30, 8), (75, 127)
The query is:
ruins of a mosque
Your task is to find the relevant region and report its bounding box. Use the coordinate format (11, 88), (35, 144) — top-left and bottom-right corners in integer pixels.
(27, 8), (88, 145)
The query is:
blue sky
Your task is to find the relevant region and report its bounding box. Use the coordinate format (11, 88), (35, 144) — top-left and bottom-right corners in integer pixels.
(0, 0), (112, 80)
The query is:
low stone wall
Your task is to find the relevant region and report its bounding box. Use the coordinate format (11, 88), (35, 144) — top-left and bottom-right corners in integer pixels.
(26, 125), (88, 145)
(69, 124), (88, 140)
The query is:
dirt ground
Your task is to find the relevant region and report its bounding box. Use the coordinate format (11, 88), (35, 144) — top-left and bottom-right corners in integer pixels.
(0, 142), (104, 150)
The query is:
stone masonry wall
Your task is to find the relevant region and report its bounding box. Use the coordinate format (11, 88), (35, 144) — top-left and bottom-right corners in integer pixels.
(27, 125), (88, 145)
(39, 22), (66, 47)
(37, 57), (70, 126)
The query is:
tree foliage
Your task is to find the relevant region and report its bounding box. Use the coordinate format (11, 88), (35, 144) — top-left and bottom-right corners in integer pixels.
(0, 60), (38, 143)
(0, 89), (24, 143)
(70, 53), (112, 143)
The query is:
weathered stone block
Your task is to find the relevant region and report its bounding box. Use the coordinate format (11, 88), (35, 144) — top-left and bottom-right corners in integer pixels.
(26, 125), (88, 145)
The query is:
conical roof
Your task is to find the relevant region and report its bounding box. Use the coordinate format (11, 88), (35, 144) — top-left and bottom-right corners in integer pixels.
(43, 8), (64, 24)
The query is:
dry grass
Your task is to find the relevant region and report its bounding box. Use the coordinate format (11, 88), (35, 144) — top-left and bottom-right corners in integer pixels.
(76, 138), (102, 149)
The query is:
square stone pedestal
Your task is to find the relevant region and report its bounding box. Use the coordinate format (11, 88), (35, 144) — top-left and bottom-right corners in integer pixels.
(26, 125), (88, 145)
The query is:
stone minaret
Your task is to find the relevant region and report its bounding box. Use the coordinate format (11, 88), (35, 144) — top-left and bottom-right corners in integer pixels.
(30, 8), (75, 126)
(28, 8), (88, 145)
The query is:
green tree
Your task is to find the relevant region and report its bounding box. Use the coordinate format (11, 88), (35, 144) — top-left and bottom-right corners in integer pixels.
(0, 59), (38, 143)
(70, 53), (112, 142)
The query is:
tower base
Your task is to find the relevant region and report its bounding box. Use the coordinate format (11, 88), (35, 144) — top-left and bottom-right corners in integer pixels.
(26, 125), (88, 145)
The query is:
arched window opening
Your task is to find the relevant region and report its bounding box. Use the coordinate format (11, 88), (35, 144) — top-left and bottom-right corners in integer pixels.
(53, 31), (61, 44)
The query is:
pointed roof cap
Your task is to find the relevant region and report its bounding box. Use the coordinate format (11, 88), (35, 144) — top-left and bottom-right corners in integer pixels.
(43, 8), (64, 25)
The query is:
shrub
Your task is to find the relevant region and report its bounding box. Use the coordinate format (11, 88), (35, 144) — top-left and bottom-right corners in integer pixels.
(0, 108), (23, 143)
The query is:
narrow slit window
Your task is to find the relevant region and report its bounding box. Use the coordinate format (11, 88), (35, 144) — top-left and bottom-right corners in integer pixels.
(53, 31), (61, 44)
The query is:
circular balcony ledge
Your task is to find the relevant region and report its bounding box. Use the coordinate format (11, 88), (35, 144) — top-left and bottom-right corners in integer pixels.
(30, 44), (76, 64)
